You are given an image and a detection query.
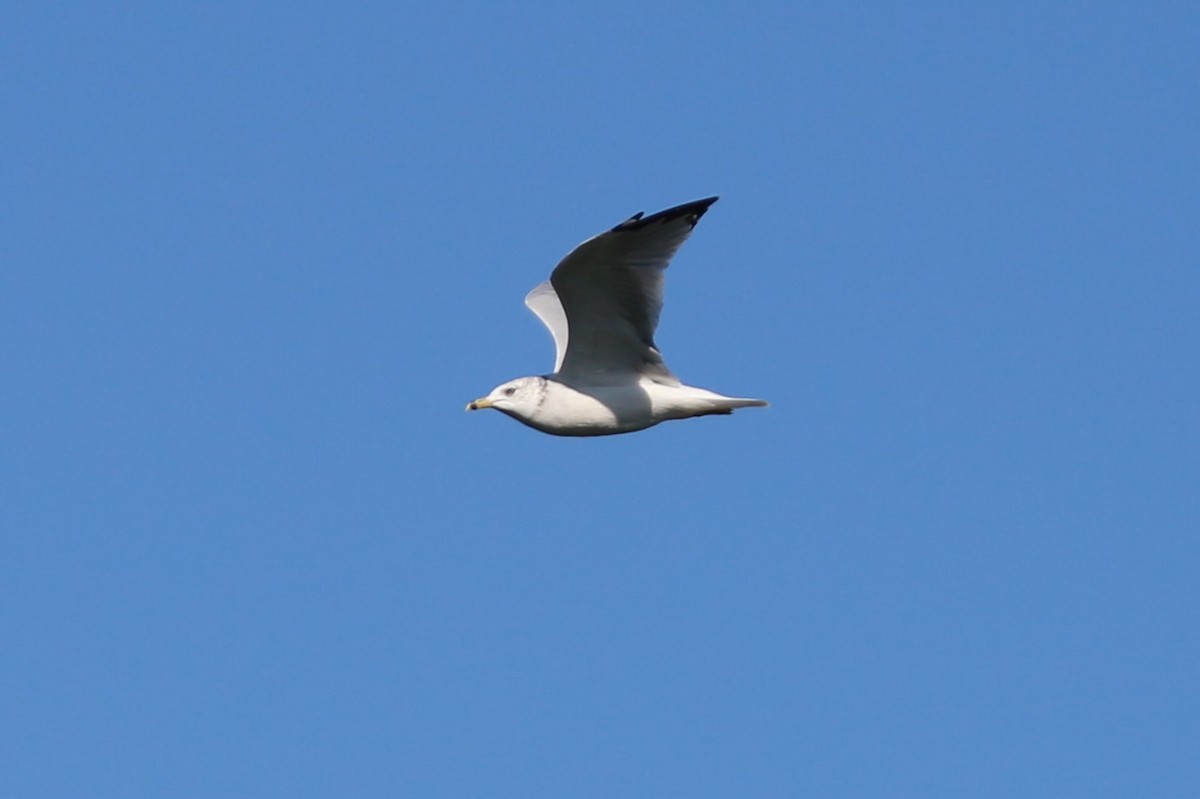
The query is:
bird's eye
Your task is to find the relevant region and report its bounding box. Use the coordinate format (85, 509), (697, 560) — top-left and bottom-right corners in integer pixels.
(503, 387), (516, 397)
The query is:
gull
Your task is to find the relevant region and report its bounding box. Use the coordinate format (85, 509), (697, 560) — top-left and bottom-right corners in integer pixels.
(467, 197), (767, 436)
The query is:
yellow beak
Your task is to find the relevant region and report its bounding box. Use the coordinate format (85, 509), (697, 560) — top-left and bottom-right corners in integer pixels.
(466, 397), (494, 411)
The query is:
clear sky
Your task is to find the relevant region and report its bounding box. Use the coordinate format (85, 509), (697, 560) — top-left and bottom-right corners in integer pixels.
(4, 3), (1198, 797)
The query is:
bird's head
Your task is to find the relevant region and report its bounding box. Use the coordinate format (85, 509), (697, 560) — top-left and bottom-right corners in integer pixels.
(466, 376), (547, 421)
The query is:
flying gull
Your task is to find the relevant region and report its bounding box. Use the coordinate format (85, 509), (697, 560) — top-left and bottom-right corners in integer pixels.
(467, 197), (767, 436)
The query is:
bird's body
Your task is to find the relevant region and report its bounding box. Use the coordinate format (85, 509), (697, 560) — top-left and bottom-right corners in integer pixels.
(468, 197), (766, 436)
(475, 375), (765, 437)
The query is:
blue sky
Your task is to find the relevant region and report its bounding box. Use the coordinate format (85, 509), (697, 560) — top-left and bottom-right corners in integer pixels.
(3, 2), (1197, 796)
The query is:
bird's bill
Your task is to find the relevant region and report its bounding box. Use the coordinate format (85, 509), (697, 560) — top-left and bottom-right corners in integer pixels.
(466, 397), (494, 411)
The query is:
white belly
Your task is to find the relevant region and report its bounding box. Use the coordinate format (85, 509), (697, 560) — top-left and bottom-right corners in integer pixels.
(520, 378), (745, 436)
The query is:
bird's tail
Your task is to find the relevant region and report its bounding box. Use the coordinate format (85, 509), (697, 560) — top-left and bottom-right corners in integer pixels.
(682, 389), (768, 417)
(706, 397), (768, 415)
(723, 397), (769, 409)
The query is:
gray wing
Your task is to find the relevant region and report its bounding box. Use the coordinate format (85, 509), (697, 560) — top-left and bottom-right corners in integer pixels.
(541, 197), (718, 383)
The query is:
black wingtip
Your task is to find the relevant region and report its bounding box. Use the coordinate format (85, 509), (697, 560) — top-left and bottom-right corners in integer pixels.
(611, 196), (719, 232)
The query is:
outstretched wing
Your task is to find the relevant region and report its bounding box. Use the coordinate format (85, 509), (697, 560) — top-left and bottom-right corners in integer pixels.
(533, 196), (717, 383)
